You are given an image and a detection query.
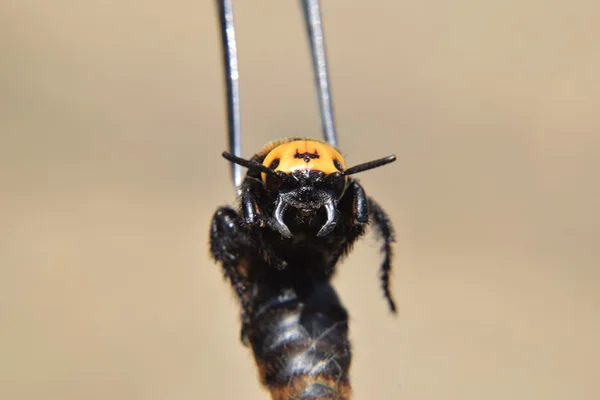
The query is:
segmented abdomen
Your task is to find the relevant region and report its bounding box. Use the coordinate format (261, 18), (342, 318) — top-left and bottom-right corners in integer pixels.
(246, 281), (352, 400)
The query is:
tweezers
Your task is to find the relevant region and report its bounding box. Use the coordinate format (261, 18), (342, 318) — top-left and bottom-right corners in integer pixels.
(215, 0), (338, 194)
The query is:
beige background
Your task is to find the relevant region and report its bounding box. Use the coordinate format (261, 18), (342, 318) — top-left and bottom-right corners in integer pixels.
(2, 1), (599, 399)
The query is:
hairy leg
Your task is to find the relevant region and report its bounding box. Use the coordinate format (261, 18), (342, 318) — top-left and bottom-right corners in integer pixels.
(210, 206), (255, 318)
(368, 198), (397, 313)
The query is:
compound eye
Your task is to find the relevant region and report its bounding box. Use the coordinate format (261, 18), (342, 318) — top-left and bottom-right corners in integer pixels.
(333, 159), (344, 172)
(265, 171), (288, 193)
(269, 158), (280, 170)
(323, 172), (346, 199)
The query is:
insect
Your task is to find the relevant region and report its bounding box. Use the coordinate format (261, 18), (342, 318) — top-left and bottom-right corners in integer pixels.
(209, 138), (397, 399)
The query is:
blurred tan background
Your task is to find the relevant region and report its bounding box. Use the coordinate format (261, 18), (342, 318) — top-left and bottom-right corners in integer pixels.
(1, 1), (599, 399)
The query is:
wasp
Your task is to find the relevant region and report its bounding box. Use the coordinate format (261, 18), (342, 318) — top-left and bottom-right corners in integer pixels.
(209, 138), (397, 399)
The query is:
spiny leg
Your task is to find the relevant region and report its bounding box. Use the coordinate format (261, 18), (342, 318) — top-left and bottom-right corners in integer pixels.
(368, 198), (397, 313)
(210, 206), (254, 319)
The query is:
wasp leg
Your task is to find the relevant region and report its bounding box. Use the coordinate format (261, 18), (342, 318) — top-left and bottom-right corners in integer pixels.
(210, 206), (254, 320)
(349, 179), (369, 224)
(319, 180), (369, 277)
(343, 181), (397, 312)
(241, 183), (260, 226)
(240, 183), (289, 269)
(368, 198), (397, 313)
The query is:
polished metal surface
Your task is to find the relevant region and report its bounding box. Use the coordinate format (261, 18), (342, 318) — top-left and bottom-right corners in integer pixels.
(216, 0), (243, 193)
(216, 0), (338, 194)
(300, 0), (338, 147)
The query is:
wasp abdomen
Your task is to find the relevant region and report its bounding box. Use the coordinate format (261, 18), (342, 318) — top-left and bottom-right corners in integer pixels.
(247, 282), (352, 400)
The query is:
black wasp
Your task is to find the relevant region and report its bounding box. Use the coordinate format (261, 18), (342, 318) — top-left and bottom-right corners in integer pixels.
(209, 137), (397, 399)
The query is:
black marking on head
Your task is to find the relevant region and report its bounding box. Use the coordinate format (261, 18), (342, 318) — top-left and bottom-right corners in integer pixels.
(333, 159), (344, 172)
(295, 150), (320, 163)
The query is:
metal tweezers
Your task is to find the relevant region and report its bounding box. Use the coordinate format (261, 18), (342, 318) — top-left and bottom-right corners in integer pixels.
(216, 0), (338, 194)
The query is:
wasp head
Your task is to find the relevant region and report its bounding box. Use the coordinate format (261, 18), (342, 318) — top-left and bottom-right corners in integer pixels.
(223, 139), (396, 239)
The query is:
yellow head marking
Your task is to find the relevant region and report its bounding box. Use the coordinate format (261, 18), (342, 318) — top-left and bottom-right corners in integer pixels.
(261, 140), (346, 182)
